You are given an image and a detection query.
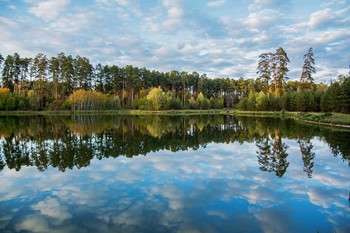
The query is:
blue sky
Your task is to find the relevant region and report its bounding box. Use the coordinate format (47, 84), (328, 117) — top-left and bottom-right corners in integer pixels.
(0, 0), (349, 82)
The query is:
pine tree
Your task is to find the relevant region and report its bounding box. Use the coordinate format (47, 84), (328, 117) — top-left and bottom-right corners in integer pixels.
(299, 47), (316, 90)
(274, 47), (290, 96)
(257, 48), (289, 96)
(257, 53), (272, 93)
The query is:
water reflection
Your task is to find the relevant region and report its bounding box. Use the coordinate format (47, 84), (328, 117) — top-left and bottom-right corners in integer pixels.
(256, 133), (289, 178)
(0, 115), (350, 232)
(0, 115), (349, 176)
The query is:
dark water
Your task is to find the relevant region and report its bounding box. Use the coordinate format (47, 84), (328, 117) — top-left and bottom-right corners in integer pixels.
(0, 115), (349, 233)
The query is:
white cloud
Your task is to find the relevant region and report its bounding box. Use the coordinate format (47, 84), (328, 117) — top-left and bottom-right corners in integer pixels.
(161, 0), (184, 33)
(245, 9), (280, 29)
(313, 29), (350, 45)
(308, 8), (335, 29)
(308, 7), (350, 29)
(248, 0), (281, 11)
(207, 0), (226, 7)
(95, 0), (143, 17)
(28, 0), (70, 21)
(0, 0), (349, 80)
(49, 13), (93, 33)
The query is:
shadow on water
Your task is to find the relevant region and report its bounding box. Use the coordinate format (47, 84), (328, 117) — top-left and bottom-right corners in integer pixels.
(0, 115), (349, 176)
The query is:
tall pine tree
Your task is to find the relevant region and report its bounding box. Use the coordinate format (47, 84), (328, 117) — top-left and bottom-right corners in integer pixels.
(299, 47), (316, 91)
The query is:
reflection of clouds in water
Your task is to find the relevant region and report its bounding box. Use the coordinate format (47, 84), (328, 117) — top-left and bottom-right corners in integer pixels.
(0, 168), (40, 201)
(245, 186), (283, 208)
(307, 187), (350, 232)
(207, 210), (228, 220)
(80, 141), (346, 232)
(313, 172), (350, 188)
(150, 184), (184, 210)
(14, 215), (79, 233)
(31, 197), (72, 222)
(52, 185), (108, 208)
(15, 215), (52, 233)
(250, 207), (292, 233)
(0, 138), (349, 232)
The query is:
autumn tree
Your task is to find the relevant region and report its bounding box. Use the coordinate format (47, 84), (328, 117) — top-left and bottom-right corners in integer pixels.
(0, 88), (11, 110)
(196, 92), (210, 109)
(66, 89), (118, 111)
(146, 87), (170, 111)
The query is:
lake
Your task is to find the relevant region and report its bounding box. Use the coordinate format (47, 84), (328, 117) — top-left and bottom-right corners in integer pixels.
(0, 115), (349, 233)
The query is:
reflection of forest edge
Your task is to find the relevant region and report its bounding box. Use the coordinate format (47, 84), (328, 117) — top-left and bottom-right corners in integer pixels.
(0, 115), (349, 177)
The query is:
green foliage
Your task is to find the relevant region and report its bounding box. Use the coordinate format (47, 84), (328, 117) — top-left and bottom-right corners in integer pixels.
(236, 98), (248, 111)
(47, 100), (65, 111)
(188, 96), (196, 109)
(280, 92), (291, 111)
(169, 97), (183, 110)
(0, 51), (348, 113)
(210, 97), (224, 109)
(256, 91), (267, 110)
(28, 90), (41, 111)
(246, 92), (256, 111)
(133, 97), (148, 110)
(17, 95), (28, 110)
(320, 81), (343, 112)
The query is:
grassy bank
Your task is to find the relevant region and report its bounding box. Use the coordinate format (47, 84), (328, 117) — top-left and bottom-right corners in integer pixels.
(226, 110), (350, 127)
(296, 112), (350, 127)
(1, 109), (349, 128)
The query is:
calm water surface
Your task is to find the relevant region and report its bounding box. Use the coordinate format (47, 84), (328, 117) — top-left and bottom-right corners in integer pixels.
(0, 115), (349, 233)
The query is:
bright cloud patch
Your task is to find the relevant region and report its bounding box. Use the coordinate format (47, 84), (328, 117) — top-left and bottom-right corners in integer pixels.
(28, 0), (70, 21)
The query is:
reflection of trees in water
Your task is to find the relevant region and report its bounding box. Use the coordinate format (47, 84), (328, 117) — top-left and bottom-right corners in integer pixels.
(298, 138), (315, 178)
(256, 131), (289, 178)
(0, 115), (349, 174)
(321, 130), (350, 166)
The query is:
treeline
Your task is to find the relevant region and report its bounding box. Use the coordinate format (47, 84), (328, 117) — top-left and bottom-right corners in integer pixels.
(0, 50), (349, 112)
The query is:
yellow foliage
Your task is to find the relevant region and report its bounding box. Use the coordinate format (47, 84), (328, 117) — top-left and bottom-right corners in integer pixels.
(0, 88), (10, 95)
(67, 89), (116, 110)
(146, 87), (164, 111)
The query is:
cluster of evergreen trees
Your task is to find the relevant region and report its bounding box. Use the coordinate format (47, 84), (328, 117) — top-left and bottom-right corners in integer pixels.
(0, 49), (349, 112)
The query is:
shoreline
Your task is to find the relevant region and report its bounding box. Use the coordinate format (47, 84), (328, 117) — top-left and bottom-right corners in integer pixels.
(0, 110), (349, 129)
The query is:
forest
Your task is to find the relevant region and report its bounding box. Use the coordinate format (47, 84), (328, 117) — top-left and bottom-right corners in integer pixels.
(0, 48), (349, 113)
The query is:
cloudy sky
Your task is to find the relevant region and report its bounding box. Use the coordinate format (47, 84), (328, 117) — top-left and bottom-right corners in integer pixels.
(0, 0), (349, 82)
